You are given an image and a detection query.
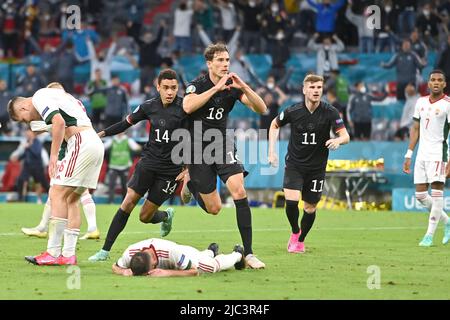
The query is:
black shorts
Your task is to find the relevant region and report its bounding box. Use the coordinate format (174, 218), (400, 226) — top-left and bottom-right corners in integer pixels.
(127, 161), (180, 206)
(283, 166), (326, 204)
(188, 162), (247, 194)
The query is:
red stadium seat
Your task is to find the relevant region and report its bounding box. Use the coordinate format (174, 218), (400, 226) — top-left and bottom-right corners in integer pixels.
(1, 160), (21, 192)
(387, 81), (397, 97)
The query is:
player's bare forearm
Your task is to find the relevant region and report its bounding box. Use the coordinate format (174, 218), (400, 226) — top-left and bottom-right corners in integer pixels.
(336, 128), (350, 145)
(148, 268), (199, 277)
(407, 122), (419, 151)
(241, 85), (267, 114)
(112, 264), (133, 276)
(268, 119), (280, 155)
(183, 88), (219, 114)
(49, 114), (65, 159)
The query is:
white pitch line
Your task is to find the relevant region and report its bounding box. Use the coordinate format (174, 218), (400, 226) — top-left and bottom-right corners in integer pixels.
(0, 226), (426, 237)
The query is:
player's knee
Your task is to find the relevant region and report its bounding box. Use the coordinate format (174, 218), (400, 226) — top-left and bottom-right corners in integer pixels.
(207, 203), (222, 215)
(231, 187), (247, 200)
(304, 202), (317, 213)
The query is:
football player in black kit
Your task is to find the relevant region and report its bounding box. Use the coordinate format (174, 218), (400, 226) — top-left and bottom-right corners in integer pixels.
(182, 43), (267, 269)
(89, 69), (188, 261)
(268, 74), (350, 253)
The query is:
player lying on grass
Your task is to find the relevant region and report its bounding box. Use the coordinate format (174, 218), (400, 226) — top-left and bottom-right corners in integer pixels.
(21, 83), (100, 240)
(89, 69), (188, 262)
(112, 239), (246, 277)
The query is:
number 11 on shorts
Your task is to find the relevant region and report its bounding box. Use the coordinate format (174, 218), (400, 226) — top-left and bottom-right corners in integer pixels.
(311, 179), (324, 192)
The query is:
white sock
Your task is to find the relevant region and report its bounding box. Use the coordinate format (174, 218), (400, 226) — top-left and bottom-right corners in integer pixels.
(47, 217), (67, 257)
(62, 228), (80, 257)
(36, 199), (52, 232)
(81, 192), (97, 233)
(199, 249), (214, 258)
(416, 191), (449, 224)
(426, 190), (443, 236)
(214, 252), (242, 272)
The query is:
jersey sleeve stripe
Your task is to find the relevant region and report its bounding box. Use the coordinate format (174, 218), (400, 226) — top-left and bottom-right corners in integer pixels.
(44, 110), (60, 125)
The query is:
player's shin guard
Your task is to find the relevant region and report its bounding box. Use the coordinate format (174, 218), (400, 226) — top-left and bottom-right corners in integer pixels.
(62, 228), (80, 257)
(285, 200), (300, 234)
(415, 191), (449, 223)
(187, 181), (208, 213)
(298, 210), (316, 242)
(426, 190), (443, 236)
(47, 217), (67, 257)
(234, 198), (253, 256)
(103, 208), (130, 251)
(81, 192), (97, 233)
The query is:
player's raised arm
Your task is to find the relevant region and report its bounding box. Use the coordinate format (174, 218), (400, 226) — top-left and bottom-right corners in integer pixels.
(183, 74), (232, 114)
(230, 73), (267, 114)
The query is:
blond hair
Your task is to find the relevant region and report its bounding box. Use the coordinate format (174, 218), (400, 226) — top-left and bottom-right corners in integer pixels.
(303, 74), (324, 85)
(46, 82), (65, 90)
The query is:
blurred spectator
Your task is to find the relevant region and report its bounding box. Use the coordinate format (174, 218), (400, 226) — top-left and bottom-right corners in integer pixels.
(136, 21), (165, 93)
(12, 129), (49, 203)
(193, 0), (215, 46)
(87, 35), (117, 85)
(298, 0), (316, 35)
(54, 40), (89, 93)
(20, 1), (40, 56)
(394, 83), (419, 140)
(376, 0), (398, 53)
(103, 75), (129, 128)
(235, 0), (263, 53)
(62, 21), (100, 60)
(125, 0), (145, 43)
(259, 91), (281, 140)
(409, 30), (428, 64)
(307, 33), (344, 78)
(16, 64), (47, 97)
(0, 79), (13, 135)
(326, 89), (347, 127)
(173, 0), (194, 53)
(381, 39), (426, 101)
(104, 132), (141, 204)
(345, 3), (375, 53)
(347, 81), (387, 141)
(215, 0), (238, 43)
(85, 69), (108, 130)
(415, 3), (447, 50)
(1, 0), (20, 58)
(261, 3), (294, 81)
(436, 34), (450, 95)
(306, 0), (345, 36)
(395, 0), (418, 36)
(325, 69), (349, 105)
(25, 32), (67, 83)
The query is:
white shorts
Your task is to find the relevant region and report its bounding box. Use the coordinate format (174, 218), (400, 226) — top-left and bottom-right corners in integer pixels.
(414, 160), (447, 184)
(51, 129), (104, 189)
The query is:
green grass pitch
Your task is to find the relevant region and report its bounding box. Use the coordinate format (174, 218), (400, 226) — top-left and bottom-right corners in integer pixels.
(0, 203), (448, 300)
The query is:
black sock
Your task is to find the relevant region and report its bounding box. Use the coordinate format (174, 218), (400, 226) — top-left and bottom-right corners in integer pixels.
(234, 198), (253, 256)
(298, 210), (316, 242)
(285, 200), (300, 234)
(187, 181), (208, 213)
(103, 208), (130, 251)
(149, 210), (168, 224)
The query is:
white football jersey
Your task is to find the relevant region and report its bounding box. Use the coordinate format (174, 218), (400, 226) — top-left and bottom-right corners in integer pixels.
(413, 95), (450, 161)
(116, 238), (196, 270)
(32, 88), (92, 127)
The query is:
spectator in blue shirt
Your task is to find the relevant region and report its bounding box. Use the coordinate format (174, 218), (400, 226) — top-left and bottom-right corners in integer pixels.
(307, 0), (345, 36)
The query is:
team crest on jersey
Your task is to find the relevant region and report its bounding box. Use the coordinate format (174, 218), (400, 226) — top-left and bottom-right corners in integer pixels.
(186, 85), (196, 94)
(159, 119), (166, 126)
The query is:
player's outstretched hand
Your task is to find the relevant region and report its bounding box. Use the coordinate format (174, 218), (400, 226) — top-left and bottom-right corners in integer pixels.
(325, 138), (340, 150)
(268, 153), (278, 167)
(98, 131), (105, 138)
(403, 158), (411, 174)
